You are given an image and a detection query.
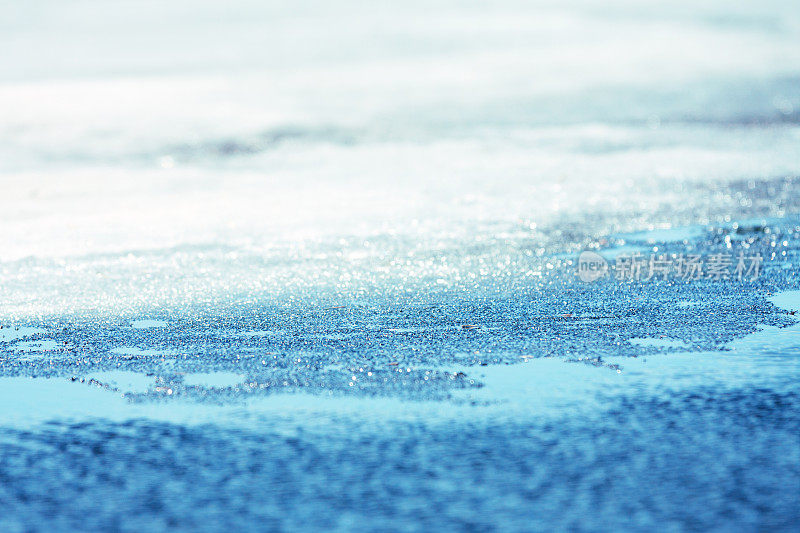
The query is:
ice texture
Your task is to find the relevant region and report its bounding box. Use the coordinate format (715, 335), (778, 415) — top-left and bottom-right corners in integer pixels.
(1, 0), (800, 530)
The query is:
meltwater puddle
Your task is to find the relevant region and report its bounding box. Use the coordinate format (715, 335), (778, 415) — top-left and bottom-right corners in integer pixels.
(612, 225), (706, 244)
(0, 326), (45, 342)
(87, 371), (157, 394)
(456, 290), (800, 415)
(0, 327), (69, 358)
(182, 372), (245, 388)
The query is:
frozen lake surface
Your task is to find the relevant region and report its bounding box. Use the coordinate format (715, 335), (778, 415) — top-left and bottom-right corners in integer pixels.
(1, 0), (800, 530)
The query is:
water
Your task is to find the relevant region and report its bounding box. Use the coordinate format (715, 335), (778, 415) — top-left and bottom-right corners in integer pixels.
(1, 0), (800, 530)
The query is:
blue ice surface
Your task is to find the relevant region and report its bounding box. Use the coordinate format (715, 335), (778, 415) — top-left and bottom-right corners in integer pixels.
(110, 346), (177, 357)
(628, 336), (692, 349)
(1, 218), (800, 530)
(130, 319), (169, 329)
(2, 1), (800, 529)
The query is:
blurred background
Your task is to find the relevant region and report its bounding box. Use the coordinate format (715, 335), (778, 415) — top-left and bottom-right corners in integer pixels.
(1, 0), (799, 316)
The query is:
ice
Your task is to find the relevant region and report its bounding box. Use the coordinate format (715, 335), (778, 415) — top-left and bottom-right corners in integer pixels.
(1, 288), (799, 424)
(629, 337), (692, 349)
(0, 327), (45, 343)
(86, 371), (157, 394)
(110, 347), (177, 357)
(614, 226), (706, 244)
(1, 0), (800, 529)
(769, 289), (800, 312)
(130, 320), (168, 329)
(182, 372), (245, 389)
(8, 340), (62, 353)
